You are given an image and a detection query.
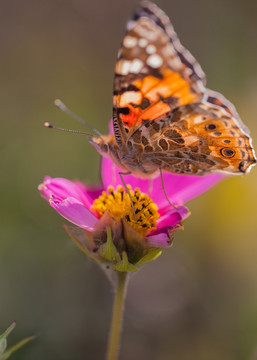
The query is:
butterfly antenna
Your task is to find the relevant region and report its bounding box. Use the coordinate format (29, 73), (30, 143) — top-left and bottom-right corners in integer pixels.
(44, 122), (94, 137)
(54, 99), (102, 137)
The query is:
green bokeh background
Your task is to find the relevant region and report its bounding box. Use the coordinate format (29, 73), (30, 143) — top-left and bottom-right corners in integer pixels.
(1, 1), (257, 359)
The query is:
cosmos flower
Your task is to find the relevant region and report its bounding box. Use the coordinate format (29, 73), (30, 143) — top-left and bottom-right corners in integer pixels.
(38, 157), (222, 271)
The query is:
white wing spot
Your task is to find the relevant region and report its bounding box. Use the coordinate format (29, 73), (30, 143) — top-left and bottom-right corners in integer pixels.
(184, 68), (193, 75)
(138, 38), (148, 48)
(136, 22), (158, 41)
(167, 56), (181, 69)
(123, 36), (137, 48)
(130, 59), (144, 73)
(115, 60), (131, 75)
(120, 91), (142, 107)
(146, 44), (156, 54)
(193, 115), (204, 124)
(146, 54), (163, 68)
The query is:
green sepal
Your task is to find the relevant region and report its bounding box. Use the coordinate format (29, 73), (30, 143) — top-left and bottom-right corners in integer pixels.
(98, 227), (121, 263)
(136, 248), (162, 266)
(111, 252), (138, 272)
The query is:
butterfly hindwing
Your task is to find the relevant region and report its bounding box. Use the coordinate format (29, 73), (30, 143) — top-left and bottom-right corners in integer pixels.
(131, 101), (255, 175)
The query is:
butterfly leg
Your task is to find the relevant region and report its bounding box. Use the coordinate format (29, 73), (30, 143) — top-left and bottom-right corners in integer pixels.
(118, 171), (137, 221)
(159, 168), (177, 209)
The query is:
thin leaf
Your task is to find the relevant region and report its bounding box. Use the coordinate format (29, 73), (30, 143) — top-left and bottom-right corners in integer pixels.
(0, 323), (16, 340)
(0, 336), (35, 360)
(0, 323), (16, 356)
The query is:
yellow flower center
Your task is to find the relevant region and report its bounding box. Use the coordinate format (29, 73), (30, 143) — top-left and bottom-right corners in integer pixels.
(91, 185), (160, 236)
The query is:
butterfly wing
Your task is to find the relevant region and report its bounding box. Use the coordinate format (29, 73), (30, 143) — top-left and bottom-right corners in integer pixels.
(111, 1), (256, 176)
(113, 1), (206, 146)
(206, 89), (250, 134)
(134, 98), (256, 175)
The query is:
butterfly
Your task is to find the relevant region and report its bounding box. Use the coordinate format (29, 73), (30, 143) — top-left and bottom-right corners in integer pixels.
(89, 0), (256, 178)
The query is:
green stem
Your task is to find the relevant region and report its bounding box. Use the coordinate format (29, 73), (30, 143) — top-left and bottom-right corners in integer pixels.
(106, 271), (128, 360)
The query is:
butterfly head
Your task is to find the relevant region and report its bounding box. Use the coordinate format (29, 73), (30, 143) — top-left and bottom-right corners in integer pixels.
(88, 135), (113, 157)
(89, 134), (133, 172)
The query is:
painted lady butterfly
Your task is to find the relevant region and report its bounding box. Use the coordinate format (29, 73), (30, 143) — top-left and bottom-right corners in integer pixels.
(90, 1), (256, 177)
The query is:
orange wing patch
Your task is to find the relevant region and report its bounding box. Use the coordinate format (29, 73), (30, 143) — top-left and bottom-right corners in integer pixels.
(144, 70), (197, 104)
(120, 105), (140, 128)
(115, 69), (199, 131)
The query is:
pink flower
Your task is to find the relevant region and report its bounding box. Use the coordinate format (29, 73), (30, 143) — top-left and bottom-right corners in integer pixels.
(38, 175), (188, 249)
(38, 157), (222, 268)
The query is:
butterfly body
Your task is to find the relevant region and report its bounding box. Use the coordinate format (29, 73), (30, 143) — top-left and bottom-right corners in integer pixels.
(90, 1), (256, 177)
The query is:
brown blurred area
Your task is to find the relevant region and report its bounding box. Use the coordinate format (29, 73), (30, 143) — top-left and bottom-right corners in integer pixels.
(1, 0), (257, 359)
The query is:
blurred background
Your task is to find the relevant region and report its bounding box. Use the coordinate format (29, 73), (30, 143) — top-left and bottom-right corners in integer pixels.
(1, 0), (257, 359)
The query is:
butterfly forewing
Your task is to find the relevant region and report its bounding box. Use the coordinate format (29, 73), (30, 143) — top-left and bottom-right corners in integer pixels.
(113, 0), (206, 142)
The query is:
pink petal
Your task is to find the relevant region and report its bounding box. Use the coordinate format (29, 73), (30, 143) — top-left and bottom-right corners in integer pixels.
(146, 230), (172, 247)
(82, 186), (103, 203)
(157, 205), (189, 229)
(154, 172), (224, 208)
(49, 196), (98, 230)
(101, 157), (150, 193)
(146, 206), (189, 247)
(38, 176), (100, 209)
(101, 157), (224, 208)
(144, 205), (189, 247)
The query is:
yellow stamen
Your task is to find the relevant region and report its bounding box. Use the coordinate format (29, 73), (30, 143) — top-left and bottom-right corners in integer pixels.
(91, 185), (160, 236)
